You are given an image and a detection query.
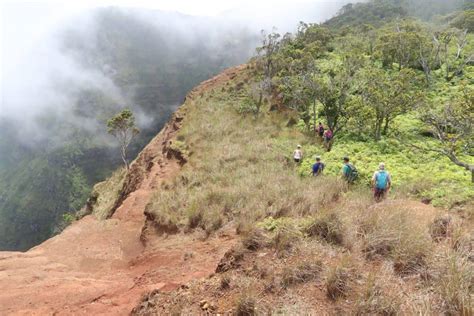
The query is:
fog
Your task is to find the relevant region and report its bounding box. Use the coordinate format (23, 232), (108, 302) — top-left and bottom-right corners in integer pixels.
(1, 1), (356, 147)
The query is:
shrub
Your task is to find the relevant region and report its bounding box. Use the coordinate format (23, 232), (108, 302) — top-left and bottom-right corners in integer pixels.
(326, 257), (354, 300)
(235, 293), (256, 316)
(220, 275), (231, 290)
(429, 215), (452, 242)
(433, 251), (473, 315)
(305, 211), (345, 246)
(359, 206), (433, 275)
(241, 227), (269, 251)
(355, 275), (401, 316)
(281, 261), (322, 288)
(272, 223), (302, 257)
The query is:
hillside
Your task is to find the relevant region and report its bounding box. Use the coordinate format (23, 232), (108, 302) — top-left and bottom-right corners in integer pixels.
(0, 0), (472, 314)
(0, 66), (243, 314)
(0, 7), (258, 251)
(1, 60), (472, 313)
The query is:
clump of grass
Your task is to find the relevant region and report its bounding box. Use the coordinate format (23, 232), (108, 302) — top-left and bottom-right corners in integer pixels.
(220, 275), (231, 290)
(326, 257), (354, 300)
(281, 261), (322, 288)
(305, 211), (345, 246)
(272, 223), (302, 257)
(451, 227), (473, 258)
(241, 227), (269, 251)
(432, 250), (473, 315)
(144, 208), (179, 234)
(215, 246), (246, 273)
(235, 293), (257, 316)
(358, 206), (433, 275)
(89, 168), (126, 220)
(355, 274), (401, 316)
(429, 215), (452, 242)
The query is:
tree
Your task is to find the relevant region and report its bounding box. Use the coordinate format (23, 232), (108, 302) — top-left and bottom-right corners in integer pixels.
(433, 28), (474, 81)
(256, 30), (281, 84)
(418, 88), (474, 182)
(359, 66), (421, 140)
(376, 20), (422, 70)
(107, 109), (140, 170)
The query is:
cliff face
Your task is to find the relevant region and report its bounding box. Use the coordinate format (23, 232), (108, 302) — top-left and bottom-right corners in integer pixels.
(0, 65), (245, 315)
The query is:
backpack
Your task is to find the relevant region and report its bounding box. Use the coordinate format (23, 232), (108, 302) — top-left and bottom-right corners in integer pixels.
(318, 126), (324, 133)
(326, 130), (333, 140)
(375, 171), (389, 189)
(346, 164), (359, 183)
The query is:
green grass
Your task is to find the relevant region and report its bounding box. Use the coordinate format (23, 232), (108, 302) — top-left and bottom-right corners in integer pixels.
(296, 118), (473, 208)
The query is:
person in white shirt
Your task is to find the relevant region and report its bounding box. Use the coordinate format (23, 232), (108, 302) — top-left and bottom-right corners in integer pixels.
(293, 145), (303, 163)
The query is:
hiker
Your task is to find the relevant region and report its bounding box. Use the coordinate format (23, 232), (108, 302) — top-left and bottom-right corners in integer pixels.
(323, 129), (333, 151)
(311, 156), (325, 176)
(372, 163), (391, 202)
(293, 145), (303, 163)
(317, 122), (325, 138)
(342, 156), (358, 183)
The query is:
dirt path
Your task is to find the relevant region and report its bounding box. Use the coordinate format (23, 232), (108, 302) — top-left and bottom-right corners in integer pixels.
(0, 65), (244, 315)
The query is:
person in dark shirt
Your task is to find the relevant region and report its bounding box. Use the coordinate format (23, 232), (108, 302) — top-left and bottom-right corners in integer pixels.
(317, 122), (325, 138)
(312, 156), (325, 176)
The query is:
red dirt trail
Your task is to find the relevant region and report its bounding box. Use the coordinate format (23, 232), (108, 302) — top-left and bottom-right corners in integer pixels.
(0, 65), (245, 315)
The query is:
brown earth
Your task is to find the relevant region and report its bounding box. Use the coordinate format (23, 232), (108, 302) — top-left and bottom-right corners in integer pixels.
(0, 65), (246, 316)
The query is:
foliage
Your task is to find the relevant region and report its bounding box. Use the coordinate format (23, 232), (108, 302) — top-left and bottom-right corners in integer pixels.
(417, 86), (474, 182)
(107, 109), (140, 170)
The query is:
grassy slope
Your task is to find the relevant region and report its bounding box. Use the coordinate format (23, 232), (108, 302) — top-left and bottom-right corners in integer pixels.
(133, 66), (473, 314)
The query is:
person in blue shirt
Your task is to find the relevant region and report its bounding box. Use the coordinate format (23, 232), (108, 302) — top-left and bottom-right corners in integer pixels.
(372, 163), (391, 202)
(312, 156), (325, 176)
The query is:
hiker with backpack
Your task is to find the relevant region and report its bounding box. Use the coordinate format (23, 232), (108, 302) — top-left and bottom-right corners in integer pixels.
(317, 122), (325, 138)
(342, 156), (358, 183)
(323, 129), (333, 151)
(372, 163), (391, 202)
(311, 156), (325, 176)
(293, 145), (303, 163)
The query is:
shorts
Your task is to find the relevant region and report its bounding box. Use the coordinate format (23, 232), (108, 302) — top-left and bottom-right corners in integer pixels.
(294, 158), (301, 163)
(374, 188), (387, 200)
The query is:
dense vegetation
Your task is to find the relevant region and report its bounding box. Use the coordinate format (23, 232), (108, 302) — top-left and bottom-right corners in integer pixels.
(0, 8), (258, 251)
(248, 0), (474, 207)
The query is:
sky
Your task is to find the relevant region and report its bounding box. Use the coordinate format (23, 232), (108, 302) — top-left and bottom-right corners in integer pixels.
(0, 0), (353, 134)
(0, 0), (330, 16)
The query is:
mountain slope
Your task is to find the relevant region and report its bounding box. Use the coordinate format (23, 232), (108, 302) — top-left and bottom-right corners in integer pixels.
(0, 7), (258, 251)
(0, 66), (244, 315)
(1, 57), (471, 314)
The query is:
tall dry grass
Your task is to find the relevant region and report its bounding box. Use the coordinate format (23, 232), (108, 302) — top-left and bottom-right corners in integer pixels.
(145, 88), (345, 236)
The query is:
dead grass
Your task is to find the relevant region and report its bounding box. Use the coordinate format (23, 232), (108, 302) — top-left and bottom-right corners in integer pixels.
(430, 214), (452, 242)
(89, 168), (126, 220)
(235, 293), (257, 316)
(357, 205), (433, 275)
(241, 227), (269, 251)
(431, 250), (473, 315)
(326, 256), (354, 300)
(305, 210), (345, 246)
(355, 274), (401, 315)
(281, 261), (322, 288)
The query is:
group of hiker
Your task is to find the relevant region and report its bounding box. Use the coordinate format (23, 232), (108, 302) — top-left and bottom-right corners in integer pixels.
(293, 145), (392, 202)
